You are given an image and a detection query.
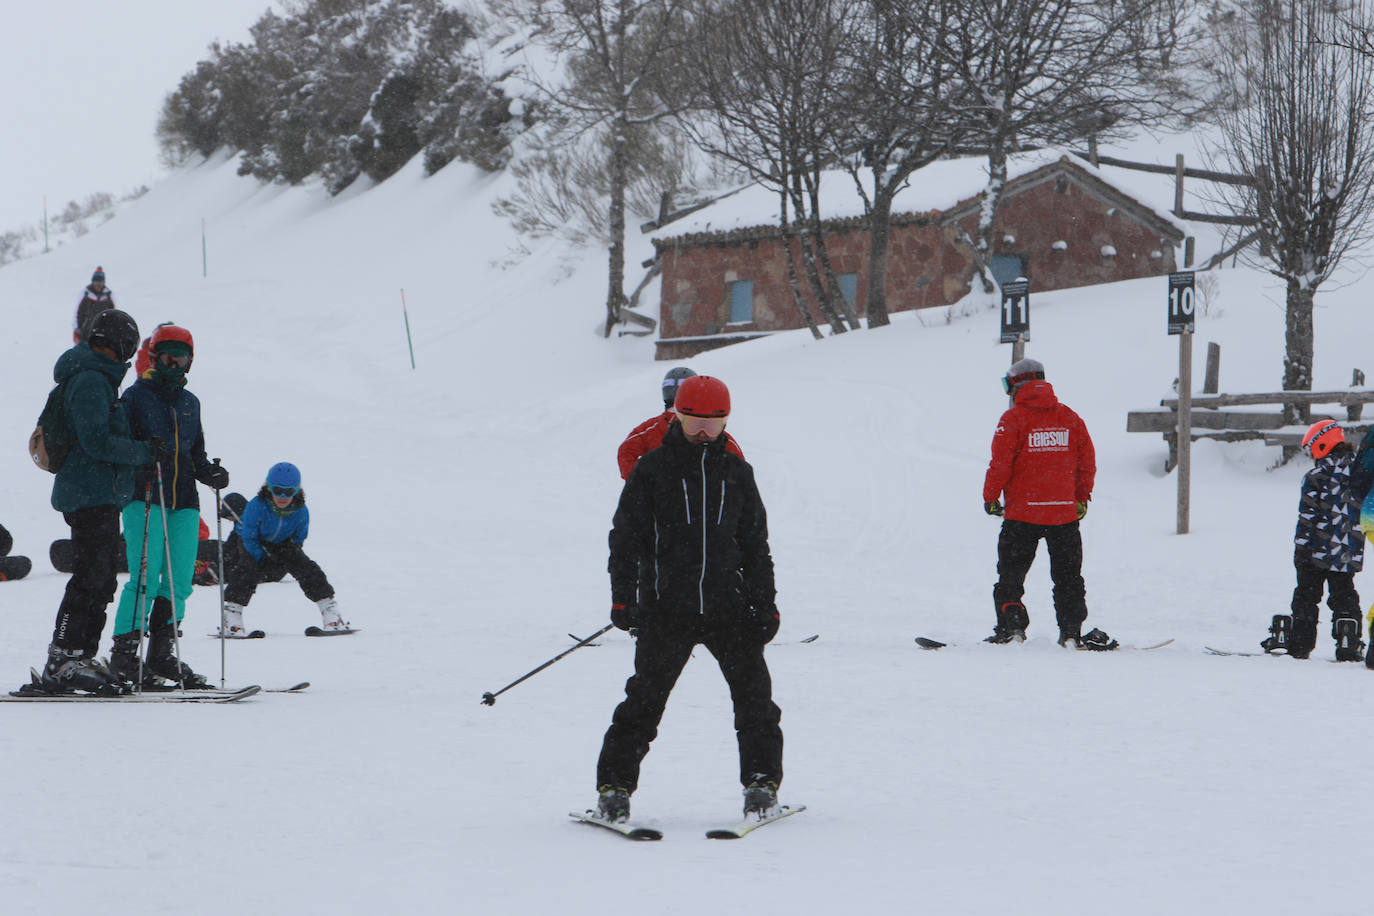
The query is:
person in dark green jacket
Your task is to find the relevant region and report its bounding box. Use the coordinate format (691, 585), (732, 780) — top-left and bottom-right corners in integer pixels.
(38, 309), (156, 695)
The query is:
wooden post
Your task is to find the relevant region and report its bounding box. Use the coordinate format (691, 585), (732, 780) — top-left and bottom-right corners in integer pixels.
(1177, 331), (1193, 535)
(1184, 237), (1195, 268)
(1174, 154), (1185, 217)
(1353, 369), (1367, 420)
(1012, 335), (1025, 364)
(1204, 342), (1220, 394)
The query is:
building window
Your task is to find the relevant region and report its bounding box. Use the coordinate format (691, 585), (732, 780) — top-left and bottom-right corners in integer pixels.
(728, 279), (754, 324)
(989, 254), (1027, 288)
(837, 273), (858, 308)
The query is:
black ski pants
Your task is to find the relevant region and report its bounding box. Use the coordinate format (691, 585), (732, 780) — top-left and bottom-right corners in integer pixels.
(1290, 559), (1362, 653)
(53, 505), (123, 656)
(222, 533), (333, 606)
(993, 518), (1088, 636)
(596, 619), (783, 794)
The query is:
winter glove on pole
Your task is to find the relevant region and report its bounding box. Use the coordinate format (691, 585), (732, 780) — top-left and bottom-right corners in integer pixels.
(984, 500), (1004, 517)
(748, 606), (781, 645)
(610, 604), (642, 631)
(147, 436), (170, 469)
(1076, 501), (1088, 520)
(197, 463), (229, 489)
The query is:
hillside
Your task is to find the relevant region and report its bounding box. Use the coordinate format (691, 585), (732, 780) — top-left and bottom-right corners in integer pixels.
(0, 150), (1370, 916)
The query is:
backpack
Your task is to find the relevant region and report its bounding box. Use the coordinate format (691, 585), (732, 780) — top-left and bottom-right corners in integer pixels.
(28, 380), (74, 473)
(1353, 426), (1374, 501)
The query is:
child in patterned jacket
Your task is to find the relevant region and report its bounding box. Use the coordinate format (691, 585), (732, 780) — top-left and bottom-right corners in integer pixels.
(1266, 421), (1366, 662)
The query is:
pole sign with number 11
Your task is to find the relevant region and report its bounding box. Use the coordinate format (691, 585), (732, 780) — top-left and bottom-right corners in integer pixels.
(1000, 279), (1030, 343)
(1168, 271), (1195, 335)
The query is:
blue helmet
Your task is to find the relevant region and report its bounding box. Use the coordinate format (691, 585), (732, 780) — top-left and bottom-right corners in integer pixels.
(266, 462), (301, 491)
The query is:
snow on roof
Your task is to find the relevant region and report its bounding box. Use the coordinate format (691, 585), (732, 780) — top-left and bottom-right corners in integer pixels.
(651, 144), (1230, 254)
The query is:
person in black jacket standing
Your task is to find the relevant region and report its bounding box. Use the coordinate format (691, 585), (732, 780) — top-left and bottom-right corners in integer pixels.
(594, 375), (784, 823)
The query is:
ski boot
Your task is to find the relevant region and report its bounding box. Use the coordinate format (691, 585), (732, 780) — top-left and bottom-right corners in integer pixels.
(984, 601), (1028, 644)
(107, 631), (164, 688)
(38, 644), (128, 695)
(145, 600), (210, 688)
(317, 596), (350, 632)
(219, 601), (248, 637)
(596, 785), (631, 823)
(1333, 617), (1364, 662)
(743, 775), (779, 816)
(1260, 614), (1293, 655)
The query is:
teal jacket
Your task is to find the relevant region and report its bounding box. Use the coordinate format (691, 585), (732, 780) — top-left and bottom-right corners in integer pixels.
(50, 344), (152, 513)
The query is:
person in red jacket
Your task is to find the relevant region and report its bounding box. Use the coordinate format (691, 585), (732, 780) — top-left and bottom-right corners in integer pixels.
(982, 358), (1116, 650)
(617, 367), (743, 479)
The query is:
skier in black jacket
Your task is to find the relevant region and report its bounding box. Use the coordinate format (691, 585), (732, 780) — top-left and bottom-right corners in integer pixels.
(594, 375), (784, 823)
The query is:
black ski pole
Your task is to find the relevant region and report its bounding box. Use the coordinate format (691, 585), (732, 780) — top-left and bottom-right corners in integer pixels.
(133, 484), (154, 693)
(480, 623), (615, 706)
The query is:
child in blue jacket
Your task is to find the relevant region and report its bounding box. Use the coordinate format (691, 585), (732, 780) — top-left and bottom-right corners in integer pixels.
(220, 462), (349, 635)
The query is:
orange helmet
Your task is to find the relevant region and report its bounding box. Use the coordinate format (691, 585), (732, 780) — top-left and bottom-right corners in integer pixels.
(675, 375), (730, 418)
(151, 323), (193, 355)
(1301, 420), (1343, 459)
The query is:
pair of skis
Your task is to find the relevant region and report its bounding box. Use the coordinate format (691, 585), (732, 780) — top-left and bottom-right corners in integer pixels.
(570, 804), (805, 841)
(3, 679), (311, 703)
(210, 627), (360, 639)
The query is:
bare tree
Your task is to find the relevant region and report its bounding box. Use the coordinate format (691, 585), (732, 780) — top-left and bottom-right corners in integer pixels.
(937, 0), (1201, 292)
(513, 0), (700, 337)
(834, 0), (966, 328)
(1204, 0), (1374, 420)
(679, 0), (862, 338)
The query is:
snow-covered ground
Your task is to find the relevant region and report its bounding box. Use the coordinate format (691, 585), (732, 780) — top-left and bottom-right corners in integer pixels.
(1, 148), (1371, 916)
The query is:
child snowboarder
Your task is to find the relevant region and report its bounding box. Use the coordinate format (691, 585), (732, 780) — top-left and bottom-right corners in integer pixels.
(1264, 420), (1366, 661)
(220, 462), (350, 636)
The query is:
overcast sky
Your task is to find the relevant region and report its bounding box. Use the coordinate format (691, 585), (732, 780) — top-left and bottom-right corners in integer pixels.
(0, 1), (273, 232)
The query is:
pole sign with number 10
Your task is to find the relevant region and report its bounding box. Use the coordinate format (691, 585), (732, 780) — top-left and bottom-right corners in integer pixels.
(999, 279), (1030, 343)
(1167, 271), (1195, 335)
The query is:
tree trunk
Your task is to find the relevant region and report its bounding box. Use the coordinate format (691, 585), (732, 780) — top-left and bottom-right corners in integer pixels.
(971, 145), (1009, 294)
(865, 186), (895, 328)
(780, 225), (824, 340)
(602, 115), (629, 338)
(1281, 278), (1314, 425)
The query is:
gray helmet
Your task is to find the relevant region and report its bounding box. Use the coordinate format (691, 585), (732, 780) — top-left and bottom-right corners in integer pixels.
(1003, 358), (1045, 394)
(662, 367), (696, 407)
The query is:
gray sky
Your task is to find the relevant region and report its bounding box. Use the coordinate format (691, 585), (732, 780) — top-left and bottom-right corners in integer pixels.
(0, 0), (272, 231)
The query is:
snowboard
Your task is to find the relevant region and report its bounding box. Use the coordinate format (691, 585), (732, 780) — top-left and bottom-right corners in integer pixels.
(51, 537), (127, 574)
(0, 556), (32, 581)
(915, 636), (1174, 651)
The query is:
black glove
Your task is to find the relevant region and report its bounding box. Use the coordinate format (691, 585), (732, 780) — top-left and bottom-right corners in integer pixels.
(610, 604), (642, 631)
(747, 606), (780, 645)
(197, 464), (230, 489)
(984, 500), (1004, 517)
(146, 436), (170, 469)
(1075, 501), (1088, 520)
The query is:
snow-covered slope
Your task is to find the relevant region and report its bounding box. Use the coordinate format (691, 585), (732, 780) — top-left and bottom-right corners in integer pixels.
(0, 151), (1369, 916)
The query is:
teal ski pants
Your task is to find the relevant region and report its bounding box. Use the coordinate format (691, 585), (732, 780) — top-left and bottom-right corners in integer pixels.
(114, 502), (200, 635)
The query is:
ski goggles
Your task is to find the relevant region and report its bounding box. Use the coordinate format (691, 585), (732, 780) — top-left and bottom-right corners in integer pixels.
(156, 351), (191, 369)
(269, 485), (298, 498)
(678, 413), (727, 438)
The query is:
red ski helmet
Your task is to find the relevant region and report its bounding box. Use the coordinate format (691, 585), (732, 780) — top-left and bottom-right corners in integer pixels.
(1302, 420), (1344, 459)
(675, 375), (730, 418)
(151, 323), (193, 356)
